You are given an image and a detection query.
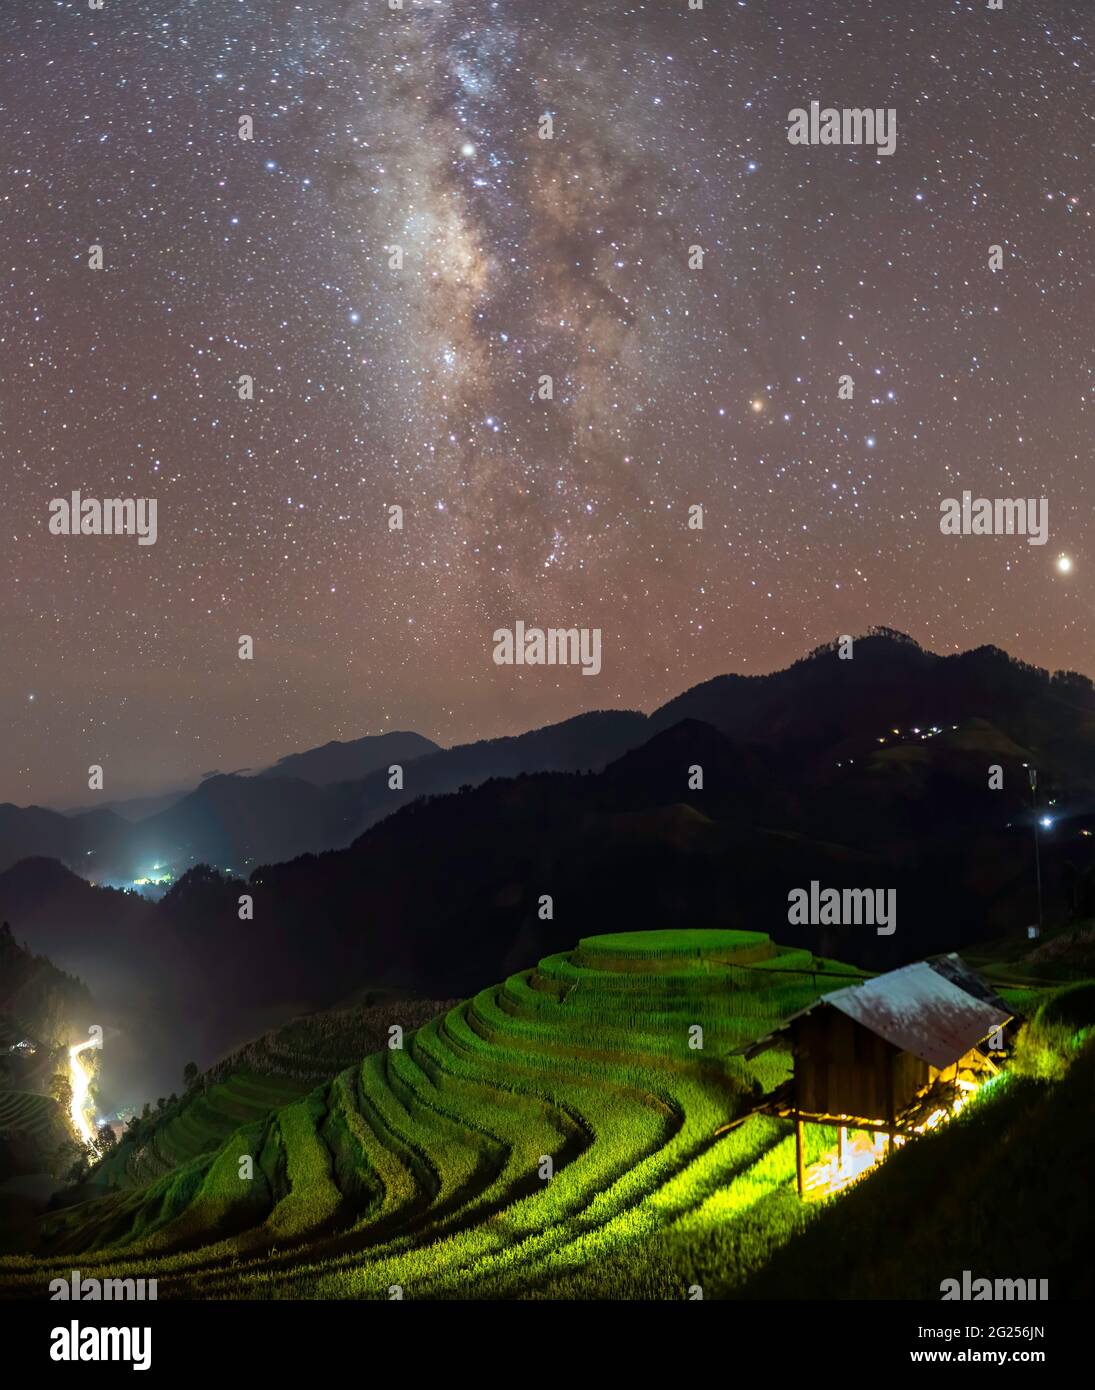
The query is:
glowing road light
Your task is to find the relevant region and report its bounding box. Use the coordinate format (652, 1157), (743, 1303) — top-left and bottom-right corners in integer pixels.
(68, 1038), (98, 1145)
(1040, 815), (1053, 829)
(1056, 554), (1073, 574)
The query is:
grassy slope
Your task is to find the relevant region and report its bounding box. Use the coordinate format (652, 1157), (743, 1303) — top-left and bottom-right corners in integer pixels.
(0, 932), (848, 1294)
(94, 1073), (315, 1190)
(0, 1091), (65, 1140)
(0, 929), (1081, 1299)
(744, 1035), (1094, 1300)
(92, 997), (457, 1192)
(0, 1091), (70, 1177)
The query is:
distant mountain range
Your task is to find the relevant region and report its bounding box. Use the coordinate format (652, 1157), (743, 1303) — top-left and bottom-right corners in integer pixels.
(256, 730), (441, 785)
(0, 712), (650, 881)
(2, 630), (1095, 1099)
(4, 628), (1095, 892)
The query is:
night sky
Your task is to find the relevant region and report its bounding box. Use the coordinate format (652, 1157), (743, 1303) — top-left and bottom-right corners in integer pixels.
(3, 0), (1091, 807)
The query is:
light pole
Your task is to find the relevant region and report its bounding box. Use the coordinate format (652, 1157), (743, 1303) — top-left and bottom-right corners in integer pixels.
(1029, 767), (1043, 937)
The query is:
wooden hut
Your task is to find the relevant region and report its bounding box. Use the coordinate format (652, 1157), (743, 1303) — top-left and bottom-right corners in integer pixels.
(785, 959), (1011, 1197)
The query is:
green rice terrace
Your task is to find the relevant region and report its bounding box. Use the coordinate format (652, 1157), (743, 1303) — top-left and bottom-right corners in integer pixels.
(93, 1073), (317, 1190)
(0, 1091), (71, 1178)
(0, 928), (1084, 1299)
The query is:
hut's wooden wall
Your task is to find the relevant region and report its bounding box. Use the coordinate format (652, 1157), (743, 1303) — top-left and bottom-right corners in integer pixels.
(792, 1007), (931, 1122)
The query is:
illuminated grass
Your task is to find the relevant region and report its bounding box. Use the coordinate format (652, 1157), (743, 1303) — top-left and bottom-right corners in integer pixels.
(0, 931), (902, 1298)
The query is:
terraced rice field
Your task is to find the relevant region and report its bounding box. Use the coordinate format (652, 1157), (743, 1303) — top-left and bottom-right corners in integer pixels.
(95, 1073), (317, 1189)
(0, 1091), (70, 1176)
(0, 1092), (66, 1146)
(0, 931), (865, 1298)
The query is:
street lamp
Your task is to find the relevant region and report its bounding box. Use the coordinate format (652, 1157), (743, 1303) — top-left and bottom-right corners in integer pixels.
(1029, 767), (1043, 938)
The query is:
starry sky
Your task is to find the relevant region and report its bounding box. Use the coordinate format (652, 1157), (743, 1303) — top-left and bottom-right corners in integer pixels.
(3, 0), (1092, 807)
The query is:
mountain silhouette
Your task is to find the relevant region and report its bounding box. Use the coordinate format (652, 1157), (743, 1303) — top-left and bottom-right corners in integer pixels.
(0, 710), (650, 881)
(257, 730), (440, 786)
(1, 631), (1094, 1095)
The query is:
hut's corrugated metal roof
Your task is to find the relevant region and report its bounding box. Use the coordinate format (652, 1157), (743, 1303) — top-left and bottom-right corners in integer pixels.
(819, 962), (1011, 1069)
(927, 953), (1016, 1018)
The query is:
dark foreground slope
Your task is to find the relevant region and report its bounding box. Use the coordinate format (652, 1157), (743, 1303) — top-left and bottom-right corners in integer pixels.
(745, 1029), (1094, 1300)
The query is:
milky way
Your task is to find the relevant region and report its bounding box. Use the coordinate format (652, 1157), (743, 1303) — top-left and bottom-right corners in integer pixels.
(3, 0), (1092, 804)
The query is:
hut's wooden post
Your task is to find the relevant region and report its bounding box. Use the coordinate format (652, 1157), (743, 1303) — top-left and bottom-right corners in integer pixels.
(885, 1054), (896, 1156)
(795, 1117), (806, 1198)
